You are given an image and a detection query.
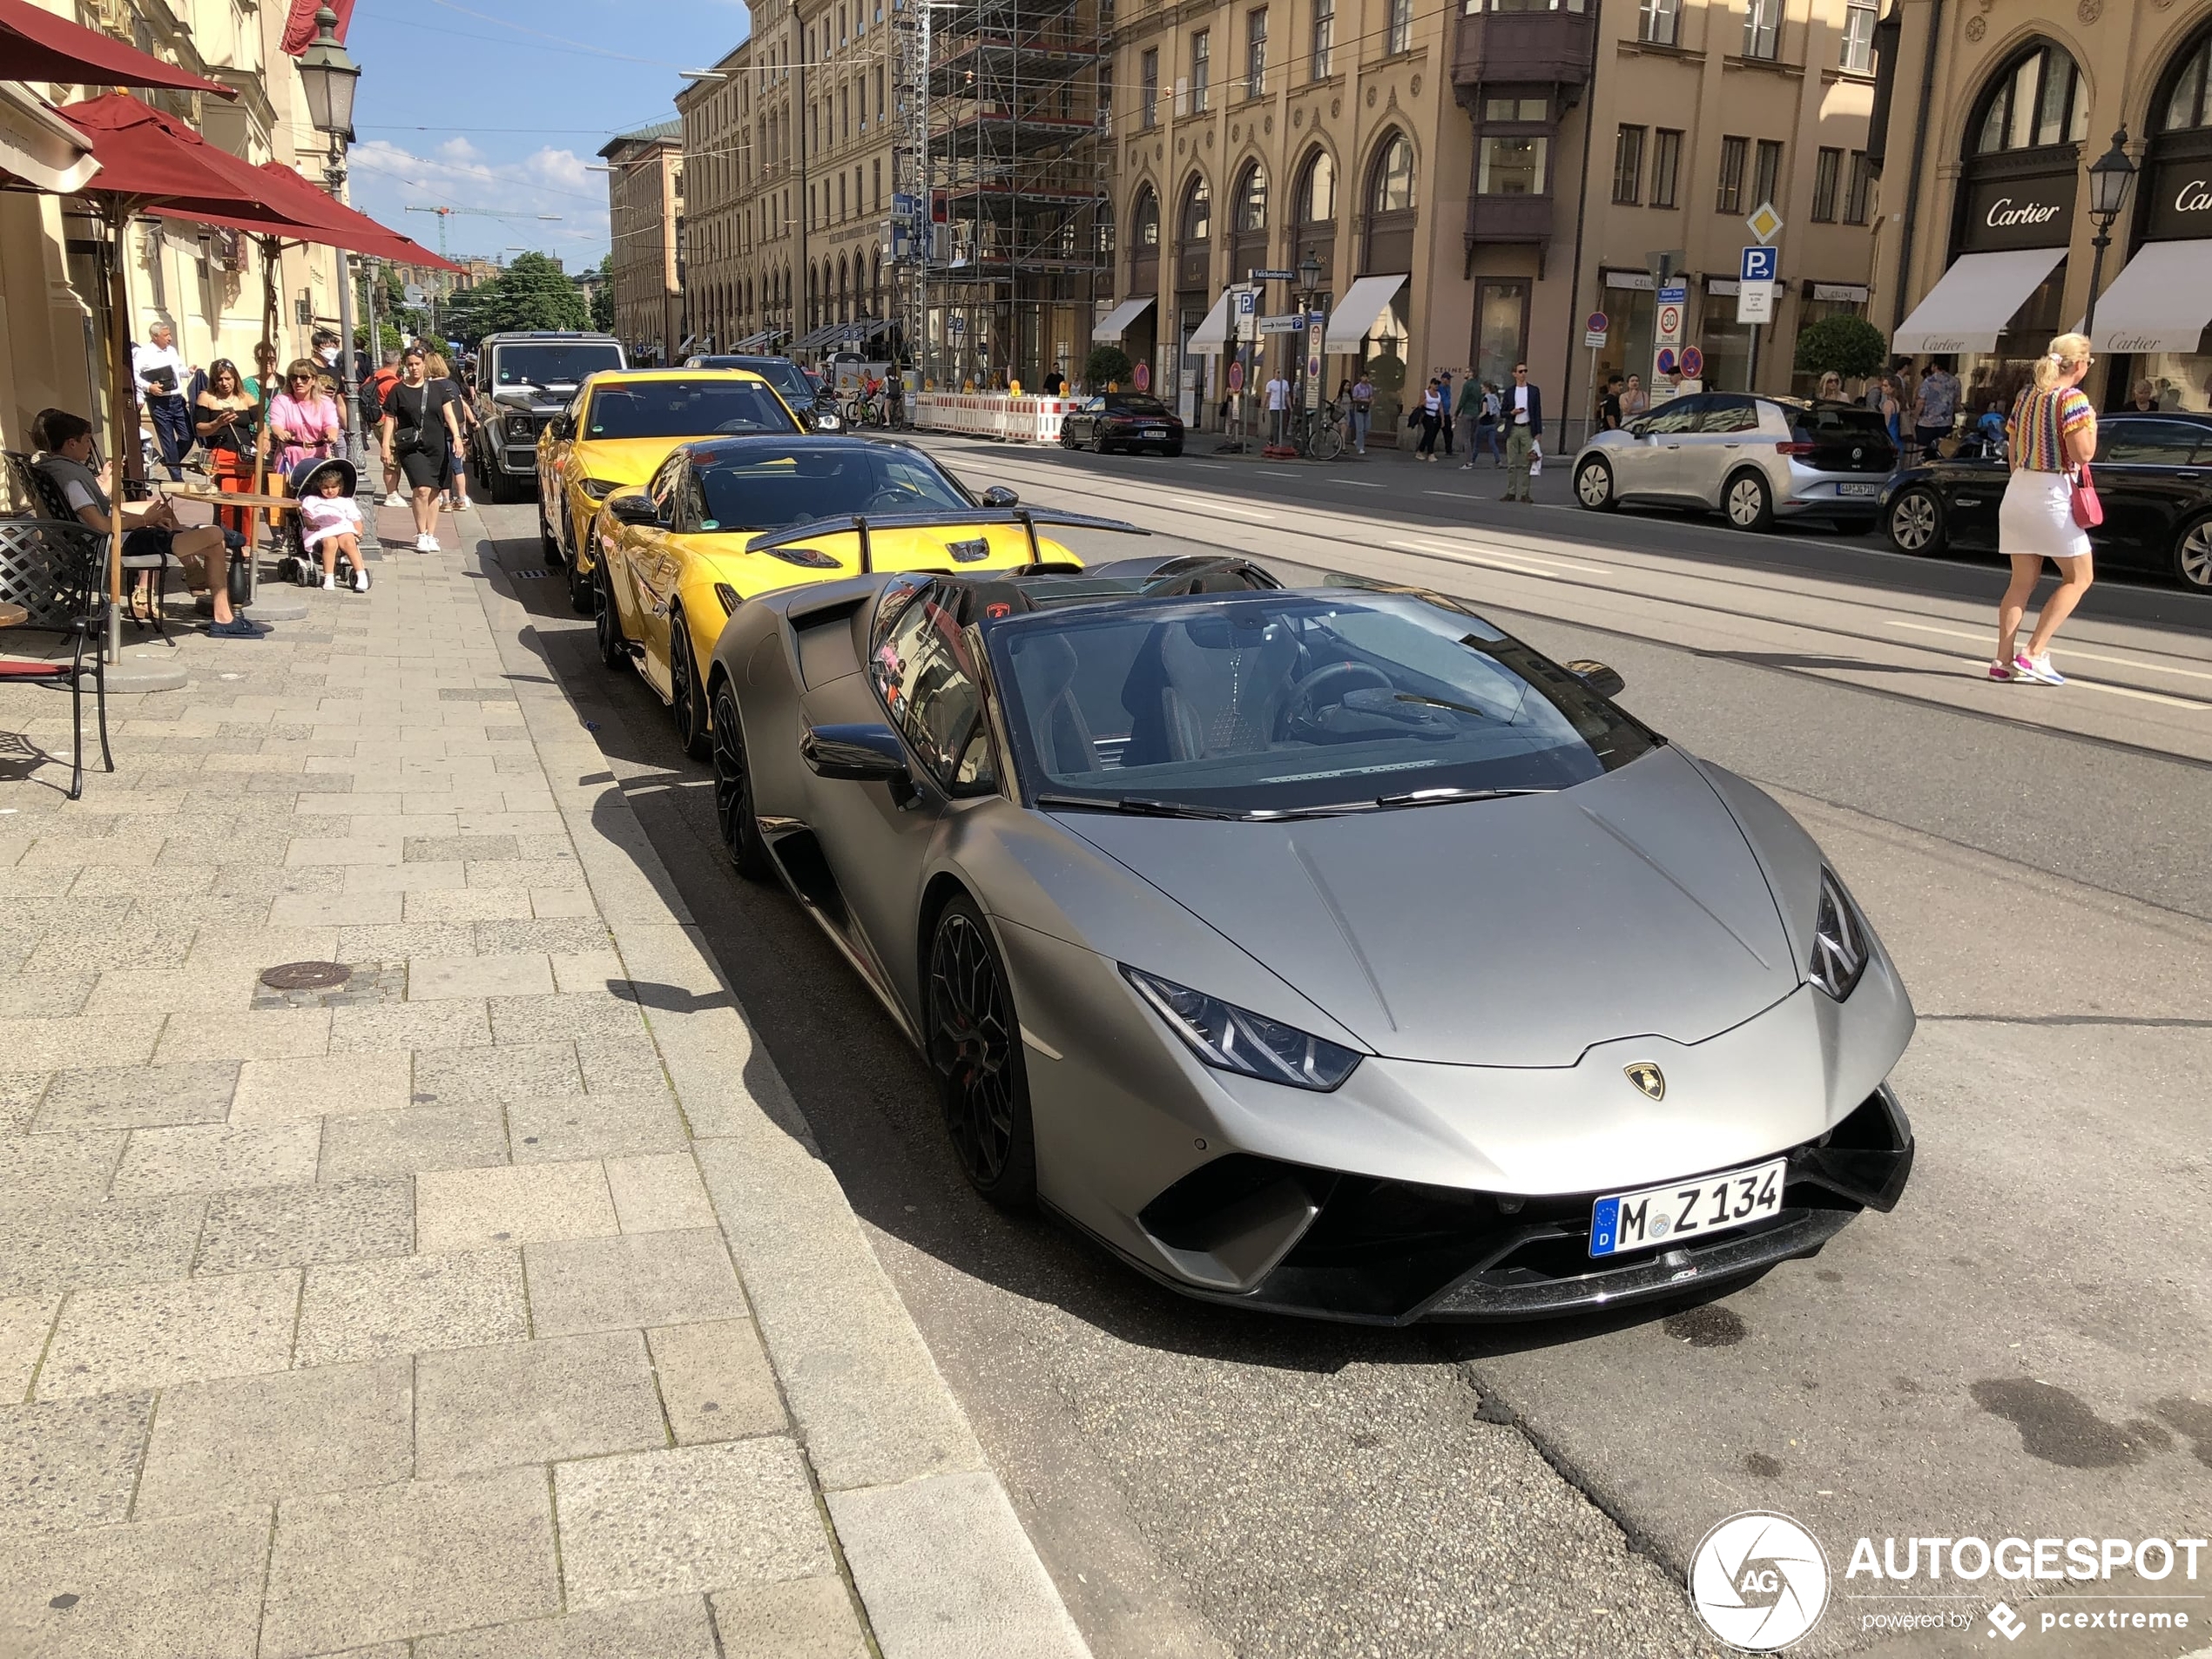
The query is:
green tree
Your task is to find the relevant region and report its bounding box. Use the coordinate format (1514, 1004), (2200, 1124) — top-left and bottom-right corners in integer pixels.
(442, 252), (588, 347)
(1793, 314), (1888, 384)
(1082, 343), (1132, 388)
(589, 254), (615, 333)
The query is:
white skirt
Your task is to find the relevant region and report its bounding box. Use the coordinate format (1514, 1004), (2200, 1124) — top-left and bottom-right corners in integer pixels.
(1999, 469), (2091, 561)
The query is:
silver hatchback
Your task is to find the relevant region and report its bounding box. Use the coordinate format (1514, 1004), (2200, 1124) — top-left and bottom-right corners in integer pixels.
(1573, 393), (1898, 530)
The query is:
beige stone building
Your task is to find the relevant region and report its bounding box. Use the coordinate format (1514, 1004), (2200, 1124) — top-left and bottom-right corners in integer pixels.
(2, 0), (346, 451)
(1101, 0), (1884, 438)
(598, 118), (686, 362)
(678, 37), (770, 353)
(1876, 0), (2212, 415)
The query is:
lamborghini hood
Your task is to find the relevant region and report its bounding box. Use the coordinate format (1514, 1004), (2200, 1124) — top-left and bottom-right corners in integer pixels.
(1053, 747), (1799, 1068)
(568, 438), (690, 486)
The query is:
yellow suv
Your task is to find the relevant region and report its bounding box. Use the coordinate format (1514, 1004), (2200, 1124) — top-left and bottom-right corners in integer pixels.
(536, 368), (800, 610)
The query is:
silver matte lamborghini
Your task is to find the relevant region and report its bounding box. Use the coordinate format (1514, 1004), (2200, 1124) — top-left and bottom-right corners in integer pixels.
(704, 549), (1915, 1323)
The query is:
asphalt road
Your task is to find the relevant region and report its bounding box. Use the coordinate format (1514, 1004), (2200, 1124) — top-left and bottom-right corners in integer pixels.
(471, 437), (2212, 1659)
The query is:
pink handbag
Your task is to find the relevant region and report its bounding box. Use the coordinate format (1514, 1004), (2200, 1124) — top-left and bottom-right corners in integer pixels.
(2069, 463), (2103, 530)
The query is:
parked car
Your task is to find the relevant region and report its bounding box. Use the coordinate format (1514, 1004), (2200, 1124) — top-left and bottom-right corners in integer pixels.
(1882, 410), (2212, 591)
(469, 331), (626, 502)
(1059, 393), (1186, 456)
(1573, 394), (1896, 530)
(685, 354), (844, 431)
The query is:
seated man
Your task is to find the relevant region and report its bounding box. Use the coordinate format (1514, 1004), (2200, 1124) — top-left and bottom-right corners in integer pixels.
(31, 409), (260, 637)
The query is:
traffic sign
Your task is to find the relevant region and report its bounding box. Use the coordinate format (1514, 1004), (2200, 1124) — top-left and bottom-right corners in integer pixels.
(1739, 246), (1778, 283)
(1746, 201), (1784, 245)
(1236, 290), (1257, 314)
(1656, 347), (1679, 377)
(1656, 302), (1684, 342)
(1250, 267), (1296, 281)
(1736, 280), (1776, 324)
(1679, 346), (1705, 379)
(1584, 310), (1609, 348)
(1258, 314), (1304, 333)
(1657, 282), (1688, 305)
(403, 283), (426, 307)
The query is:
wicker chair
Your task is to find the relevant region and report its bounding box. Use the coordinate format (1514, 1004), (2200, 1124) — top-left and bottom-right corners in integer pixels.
(0, 455), (114, 799)
(7, 452), (174, 634)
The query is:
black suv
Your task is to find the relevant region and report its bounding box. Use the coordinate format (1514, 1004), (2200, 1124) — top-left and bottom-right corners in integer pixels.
(684, 355), (842, 431)
(469, 332), (626, 501)
(1881, 410), (2212, 590)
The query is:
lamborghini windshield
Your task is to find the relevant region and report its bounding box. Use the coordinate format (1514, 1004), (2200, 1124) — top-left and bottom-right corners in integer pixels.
(989, 592), (1659, 815)
(694, 443), (973, 530)
(586, 380), (797, 439)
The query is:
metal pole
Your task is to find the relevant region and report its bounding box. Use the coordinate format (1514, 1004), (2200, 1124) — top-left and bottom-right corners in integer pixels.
(2081, 227), (2111, 341)
(327, 137), (380, 555)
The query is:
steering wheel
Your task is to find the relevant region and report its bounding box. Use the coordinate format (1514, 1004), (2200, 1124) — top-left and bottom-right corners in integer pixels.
(1285, 661), (1394, 734)
(860, 487), (919, 514)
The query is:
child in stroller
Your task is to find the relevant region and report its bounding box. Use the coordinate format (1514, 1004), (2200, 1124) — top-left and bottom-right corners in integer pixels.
(288, 455), (369, 592)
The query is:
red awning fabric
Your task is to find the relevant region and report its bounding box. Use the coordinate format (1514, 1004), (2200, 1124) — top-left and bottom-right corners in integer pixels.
(57, 94), (323, 235)
(251, 160), (462, 271)
(281, 0), (356, 56)
(0, 0), (236, 98)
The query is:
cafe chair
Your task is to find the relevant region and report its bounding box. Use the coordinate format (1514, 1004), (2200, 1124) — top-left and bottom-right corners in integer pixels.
(0, 455), (111, 799)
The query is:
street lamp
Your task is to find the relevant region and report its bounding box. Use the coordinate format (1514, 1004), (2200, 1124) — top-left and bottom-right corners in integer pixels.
(2081, 128), (2137, 341)
(297, 5), (375, 547)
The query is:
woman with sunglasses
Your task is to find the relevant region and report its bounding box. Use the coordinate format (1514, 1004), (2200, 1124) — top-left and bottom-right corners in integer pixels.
(268, 359), (342, 479)
(378, 347), (464, 552)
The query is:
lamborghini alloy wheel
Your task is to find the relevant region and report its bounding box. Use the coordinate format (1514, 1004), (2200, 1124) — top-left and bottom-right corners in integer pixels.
(708, 679), (773, 881)
(594, 559), (628, 671)
(927, 896), (1036, 1204)
(670, 616), (709, 759)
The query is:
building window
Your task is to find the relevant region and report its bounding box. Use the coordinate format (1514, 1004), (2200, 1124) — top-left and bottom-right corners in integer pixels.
(1843, 149), (1874, 223)
(1192, 30), (1211, 109)
(2162, 31), (2212, 131)
(1237, 161), (1267, 231)
(1477, 135), (1546, 195)
(1298, 147), (1336, 222)
(1484, 96), (1545, 119)
(1371, 132), (1415, 210)
(1134, 187), (1160, 247)
(1811, 145), (1841, 219)
(1716, 134), (1747, 212)
(1974, 44), (2089, 152)
(1182, 176), (1211, 243)
(1742, 0), (1779, 60)
(1471, 0), (1585, 10)
(1141, 47), (1159, 127)
(1613, 124), (1645, 203)
(1841, 0), (1877, 73)
(1751, 138), (1783, 211)
(1246, 9), (1268, 100)
(1386, 0), (1413, 55)
(1637, 0), (1677, 44)
(1311, 0), (1332, 80)
(1650, 127), (1682, 207)
(873, 157), (882, 211)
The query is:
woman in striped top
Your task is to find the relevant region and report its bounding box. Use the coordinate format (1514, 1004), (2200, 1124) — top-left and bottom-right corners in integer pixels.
(1993, 333), (2098, 685)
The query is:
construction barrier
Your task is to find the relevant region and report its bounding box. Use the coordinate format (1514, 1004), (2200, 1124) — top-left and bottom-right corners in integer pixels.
(913, 393), (1083, 444)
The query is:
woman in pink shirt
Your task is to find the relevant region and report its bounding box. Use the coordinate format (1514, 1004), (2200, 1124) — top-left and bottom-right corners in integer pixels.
(267, 359), (343, 477)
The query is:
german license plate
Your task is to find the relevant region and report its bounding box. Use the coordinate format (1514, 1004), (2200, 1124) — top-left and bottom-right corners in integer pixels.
(1838, 482), (1878, 496)
(1139, 426), (1166, 435)
(1588, 1158), (1785, 1258)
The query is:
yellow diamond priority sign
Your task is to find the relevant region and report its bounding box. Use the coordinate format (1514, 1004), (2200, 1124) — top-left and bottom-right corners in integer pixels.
(1746, 201), (1784, 245)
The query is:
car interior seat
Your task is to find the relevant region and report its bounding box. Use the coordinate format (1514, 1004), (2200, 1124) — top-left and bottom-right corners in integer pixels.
(1014, 632), (1099, 775)
(1150, 615), (1299, 760)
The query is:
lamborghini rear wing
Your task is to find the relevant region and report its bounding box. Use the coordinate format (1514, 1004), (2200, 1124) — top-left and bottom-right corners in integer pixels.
(745, 508), (1149, 570)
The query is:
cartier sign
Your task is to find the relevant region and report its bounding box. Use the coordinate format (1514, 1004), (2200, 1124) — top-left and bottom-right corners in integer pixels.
(1956, 171), (2075, 253)
(2142, 152), (2212, 241)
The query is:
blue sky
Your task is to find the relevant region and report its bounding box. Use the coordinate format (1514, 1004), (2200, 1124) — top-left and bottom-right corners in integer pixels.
(341, 0), (747, 270)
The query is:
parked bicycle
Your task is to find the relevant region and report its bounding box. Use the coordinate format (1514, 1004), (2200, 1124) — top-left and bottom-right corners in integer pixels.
(1296, 398), (1346, 462)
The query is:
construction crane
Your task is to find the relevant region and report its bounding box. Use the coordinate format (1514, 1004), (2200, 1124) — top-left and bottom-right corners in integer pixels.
(401, 206), (563, 338)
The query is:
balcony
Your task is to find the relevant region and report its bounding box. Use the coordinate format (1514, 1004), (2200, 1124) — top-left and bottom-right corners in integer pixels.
(1451, 4), (1597, 95)
(1462, 190), (1554, 248)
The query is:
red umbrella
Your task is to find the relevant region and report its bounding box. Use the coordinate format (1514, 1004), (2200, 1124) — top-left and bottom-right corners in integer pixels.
(0, 0), (236, 98)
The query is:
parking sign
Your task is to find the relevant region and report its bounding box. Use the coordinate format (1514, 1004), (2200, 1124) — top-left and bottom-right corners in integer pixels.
(1740, 246), (1778, 284)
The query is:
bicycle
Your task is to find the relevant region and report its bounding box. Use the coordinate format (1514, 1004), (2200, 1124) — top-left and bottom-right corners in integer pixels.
(1296, 400), (1346, 462)
(842, 391), (886, 428)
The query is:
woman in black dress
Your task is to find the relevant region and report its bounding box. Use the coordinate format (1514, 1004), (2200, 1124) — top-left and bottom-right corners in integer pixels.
(375, 347), (463, 552)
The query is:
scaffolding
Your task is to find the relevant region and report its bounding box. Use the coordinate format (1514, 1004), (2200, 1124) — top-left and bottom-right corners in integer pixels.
(893, 0), (1109, 389)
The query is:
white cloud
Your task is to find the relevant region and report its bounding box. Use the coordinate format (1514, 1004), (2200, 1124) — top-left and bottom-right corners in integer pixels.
(347, 138), (610, 266)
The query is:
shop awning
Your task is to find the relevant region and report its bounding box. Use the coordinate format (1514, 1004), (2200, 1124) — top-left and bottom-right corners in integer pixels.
(1186, 289), (1238, 351)
(0, 0), (236, 98)
(1092, 296), (1154, 341)
(0, 84), (98, 194)
(1891, 247), (2067, 354)
(2088, 240), (2212, 354)
(1325, 273), (1408, 354)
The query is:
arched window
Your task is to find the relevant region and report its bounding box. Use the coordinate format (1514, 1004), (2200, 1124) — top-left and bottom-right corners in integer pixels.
(1180, 175), (1211, 242)
(1297, 148), (1337, 224)
(1973, 42), (2088, 154)
(1369, 132), (1416, 212)
(1095, 198), (1116, 256)
(2159, 28), (2212, 132)
(1133, 185), (1161, 247)
(1236, 161), (1268, 233)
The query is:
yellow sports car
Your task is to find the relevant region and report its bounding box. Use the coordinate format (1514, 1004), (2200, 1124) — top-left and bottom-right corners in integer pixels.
(589, 435), (1103, 755)
(536, 368), (801, 611)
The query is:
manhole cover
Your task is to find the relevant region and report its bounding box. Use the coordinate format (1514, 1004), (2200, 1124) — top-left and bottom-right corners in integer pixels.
(260, 961), (352, 991)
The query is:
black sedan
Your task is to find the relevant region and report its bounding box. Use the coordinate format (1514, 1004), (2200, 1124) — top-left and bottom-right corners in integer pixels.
(1881, 410), (2212, 591)
(1060, 393), (1185, 456)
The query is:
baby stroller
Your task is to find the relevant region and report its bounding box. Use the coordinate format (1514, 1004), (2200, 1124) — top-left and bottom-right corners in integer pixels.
(279, 455), (368, 589)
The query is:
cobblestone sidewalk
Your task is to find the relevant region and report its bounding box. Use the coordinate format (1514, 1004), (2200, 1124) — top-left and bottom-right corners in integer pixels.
(0, 509), (1087, 1658)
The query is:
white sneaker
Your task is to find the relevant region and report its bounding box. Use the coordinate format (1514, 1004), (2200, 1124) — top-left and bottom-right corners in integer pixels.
(384, 491), (404, 508)
(353, 568), (370, 592)
(321, 573), (337, 590)
(416, 534), (440, 553)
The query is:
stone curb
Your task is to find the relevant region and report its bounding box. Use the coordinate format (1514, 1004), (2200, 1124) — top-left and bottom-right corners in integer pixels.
(454, 507), (1089, 1659)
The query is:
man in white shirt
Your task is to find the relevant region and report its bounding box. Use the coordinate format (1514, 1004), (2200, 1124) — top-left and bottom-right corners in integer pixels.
(1264, 371), (1290, 445)
(133, 322), (192, 482)
(1501, 362), (1544, 502)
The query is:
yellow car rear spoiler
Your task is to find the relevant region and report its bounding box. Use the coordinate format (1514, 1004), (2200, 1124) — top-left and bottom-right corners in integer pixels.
(744, 508), (1148, 570)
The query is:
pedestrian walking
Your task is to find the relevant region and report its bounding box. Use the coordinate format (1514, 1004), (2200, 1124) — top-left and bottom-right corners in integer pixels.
(1913, 357), (1960, 461)
(1415, 378), (1443, 459)
(1878, 376), (1904, 448)
(361, 352), (402, 503)
(1817, 370), (1844, 401)
(1622, 374), (1649, 421)
(245, 341), (281, 402)
(1264, 368), (1291, 446)
(1992, 333), (2097, 685)
(1598, 374), (1625, 432)
(1438, 369), (1457, 456)
(1350, 371), (1373, 454)
(379, 346), (464, 553)
(1502, 362), (1542, 501)
(426, 353), (475, 510)
(133, 321), (192, 482)
(1474, 382), (1504, 466)
(193, 359), (260, 540)
(1451, 374), (1486, 469)
(269, 360), (343, 481)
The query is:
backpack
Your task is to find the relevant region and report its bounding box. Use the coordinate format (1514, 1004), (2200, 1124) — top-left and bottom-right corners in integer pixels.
(361, 368), (398, 428)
